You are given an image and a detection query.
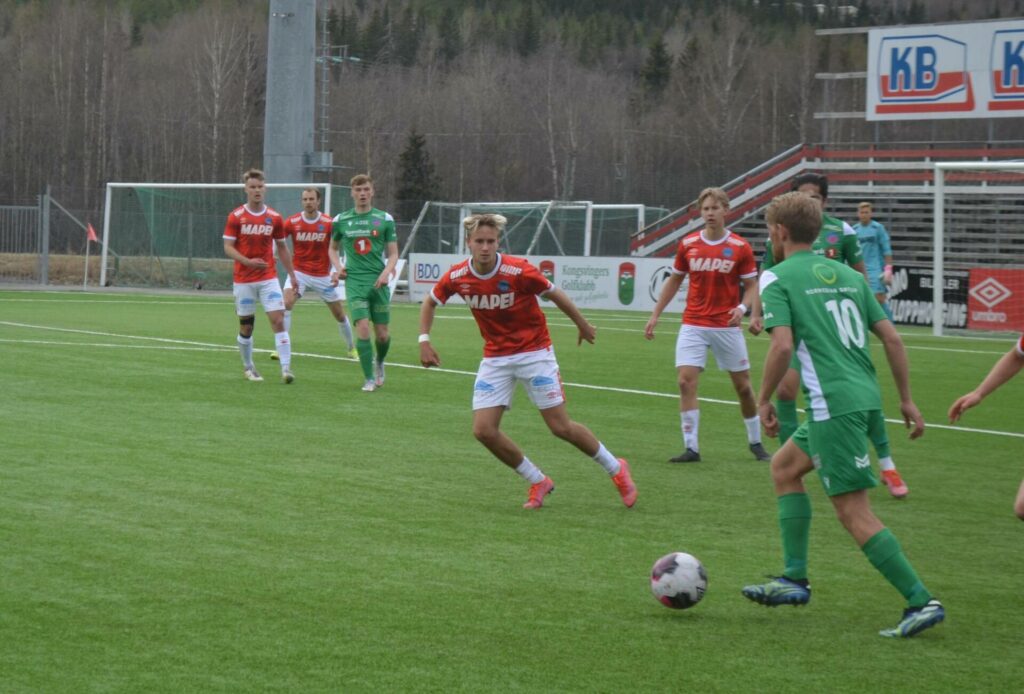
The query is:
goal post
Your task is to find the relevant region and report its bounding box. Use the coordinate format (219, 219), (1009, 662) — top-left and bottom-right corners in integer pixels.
(99, 182), (352, 289)
(932, 161), (1024, 336)
(400, 200), (649, 259)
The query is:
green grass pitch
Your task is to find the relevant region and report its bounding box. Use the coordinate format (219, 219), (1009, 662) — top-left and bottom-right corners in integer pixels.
(1, 288), (1021, 692)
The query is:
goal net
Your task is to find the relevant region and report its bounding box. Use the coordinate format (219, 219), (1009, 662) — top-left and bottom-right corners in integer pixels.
(99, 182), (352, 290)
(400, 201), (656, 258)
(932, 161), (1024, 336)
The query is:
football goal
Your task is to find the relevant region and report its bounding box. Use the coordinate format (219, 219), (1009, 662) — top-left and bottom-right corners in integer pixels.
(931, 161), (1024, 336)
(99, 182), (352, 290)
(400, 200), (654, 259)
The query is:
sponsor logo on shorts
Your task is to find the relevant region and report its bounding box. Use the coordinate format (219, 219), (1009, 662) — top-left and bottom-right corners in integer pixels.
(855, 454), (871, 469)
(474, 379), (496, 392)
(530, 376), (556, 387)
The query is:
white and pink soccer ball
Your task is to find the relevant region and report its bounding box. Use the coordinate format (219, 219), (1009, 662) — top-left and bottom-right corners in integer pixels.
(650, 551), (707, 609)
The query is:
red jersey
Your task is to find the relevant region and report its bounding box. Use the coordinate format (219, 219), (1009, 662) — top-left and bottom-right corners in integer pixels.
(672, 229), (757, 328)
(223, 204), (285, 283)
(431, 254), (554, 357)
(285, 212), (333, 276)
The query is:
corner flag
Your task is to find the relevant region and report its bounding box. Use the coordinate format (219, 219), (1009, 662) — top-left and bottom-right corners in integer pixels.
(87, 223), (98, 243)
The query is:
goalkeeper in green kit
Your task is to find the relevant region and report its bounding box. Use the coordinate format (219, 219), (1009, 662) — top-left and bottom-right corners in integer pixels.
(330, 174), (399, 392)
(742, 192), (943, 639)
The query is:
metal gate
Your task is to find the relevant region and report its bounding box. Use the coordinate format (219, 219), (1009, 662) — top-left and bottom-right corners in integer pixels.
(0, 204), (41, 283)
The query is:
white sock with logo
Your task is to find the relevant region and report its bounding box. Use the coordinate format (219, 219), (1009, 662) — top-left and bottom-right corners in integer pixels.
(274, 331), (291, 370)
(879, 456), (896, 472)
(681, 409), (700, 451)
(339, 317), (354, 350)
(284, 310), (292, 333)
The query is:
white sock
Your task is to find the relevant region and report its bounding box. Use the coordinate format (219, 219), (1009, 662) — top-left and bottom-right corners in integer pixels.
(681, 409), (700, 452)
(339, 317), (354, 350)
(514, 457), (545, 484)
(274, 331), (292, 370)
(592, 442), (621, 475)
(284, 310), (292, 333)
(744, 415), (762, 444)
(878, 456), (895, 472)
(237, 334), (254, 368)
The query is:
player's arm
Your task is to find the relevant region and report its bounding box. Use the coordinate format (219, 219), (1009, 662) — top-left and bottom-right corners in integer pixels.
(948, 346), (1024, 422)
(544, 287), (596, 346)
(644, 272), (685, 340)
(376, 241), (399, 289)
(274, 238), (299, 291)
(756, 325), (793, 438)
(732, 275), (758, 329)
(223, 239), (266, 268)
(870, 318), (924, 439)
(880, 225), (894, 285)
(418, 295), (442, 367)
(330, 238), (347, 280)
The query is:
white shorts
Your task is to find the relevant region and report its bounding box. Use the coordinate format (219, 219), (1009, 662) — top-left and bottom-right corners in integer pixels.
(233, 278), (285, 316)
(473, 347), (565, 411)
(675, 324), (750, 372)
(284, 270), (345, 303)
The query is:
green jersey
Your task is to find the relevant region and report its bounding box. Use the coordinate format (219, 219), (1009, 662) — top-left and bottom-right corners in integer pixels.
(759, 251), (887, 422)
(763, 213), (863, 271)
(332, 207), (397, 280)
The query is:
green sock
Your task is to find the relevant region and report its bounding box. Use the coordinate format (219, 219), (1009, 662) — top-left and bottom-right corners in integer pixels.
(868, 418), (891, 459)
(778, 493), (812, 580)
(777, 398), (799, 444)
(357, 338), (374, 379)
(375, 336), (391, 364)
(862, 528), (932, 607)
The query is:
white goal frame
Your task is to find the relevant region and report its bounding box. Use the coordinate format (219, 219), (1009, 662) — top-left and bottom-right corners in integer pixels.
(932, 161), (1024, 336)
(99, 182), (336, 287)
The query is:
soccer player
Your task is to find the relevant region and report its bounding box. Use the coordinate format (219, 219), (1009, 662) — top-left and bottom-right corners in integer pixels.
(418, 213), (637, 510)
(222, 168), (298, 384)
(948, 335), (1024, 520)
(742, 192), (943, 639)
(853, 201), (895, 321)
(277, 188), (357, 359)
(331, 174), (399, 392)
(644, 187), (770, 463)
(759, 174), (910, 498)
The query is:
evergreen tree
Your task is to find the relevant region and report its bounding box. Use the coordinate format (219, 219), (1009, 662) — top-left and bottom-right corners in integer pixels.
(395, 6), (421, 67)
(438, 7), (462, 64)
(515, 3), (541, 58)
(396, 128), (440, 222)
(640, 33), (672, 98)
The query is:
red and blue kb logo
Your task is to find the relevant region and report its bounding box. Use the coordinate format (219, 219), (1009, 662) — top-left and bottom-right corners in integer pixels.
(876, 34), (974, 114)
(989, 29), (1024, 110)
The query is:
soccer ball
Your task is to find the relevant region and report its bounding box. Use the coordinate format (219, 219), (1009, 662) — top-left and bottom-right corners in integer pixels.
(650, 551), (707, 609)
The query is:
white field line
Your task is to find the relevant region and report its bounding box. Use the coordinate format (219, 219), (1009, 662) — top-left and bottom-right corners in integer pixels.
(2, 320), (1020, 440)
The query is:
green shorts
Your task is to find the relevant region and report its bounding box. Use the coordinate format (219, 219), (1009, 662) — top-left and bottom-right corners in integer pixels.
(347, 279), (391, 324)
(790, 411), (881, 497)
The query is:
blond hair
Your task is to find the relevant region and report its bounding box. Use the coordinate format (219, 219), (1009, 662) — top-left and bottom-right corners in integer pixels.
(697, 187), (730, 209)
(242, 168), (265, 183)
(350, 173), (373, 187)
(463, 213), (508, 236)
(765, 192), (821, 244)
(858, 201), (873, 210)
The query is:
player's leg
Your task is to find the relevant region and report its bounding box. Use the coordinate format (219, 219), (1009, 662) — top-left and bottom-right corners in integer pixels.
(473, 359), (552, 508)
(710, 328), (768, 460)
(273, 275), (302, 361)
(369, 285), (392, 387)
(815, 411), (941, 636)
(328, 283), (356, 355)
(234, 283), (261, 381)
(670, 326), (707, 462)
(347, 282), (376, 389)
(1015, 477), (1024, 520)
(868, 409), (908, 498)
(741, 428), (814, 606)
(532, 373), (636, 508)
(775, 366), (801, 444)
(261, 279), (292, 383)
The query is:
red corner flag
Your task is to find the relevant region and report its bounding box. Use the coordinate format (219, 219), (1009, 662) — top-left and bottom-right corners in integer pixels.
(87, 223), (98, 243)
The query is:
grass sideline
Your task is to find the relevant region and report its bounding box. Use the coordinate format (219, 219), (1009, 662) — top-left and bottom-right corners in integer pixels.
(1, 288), (1022, 692)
